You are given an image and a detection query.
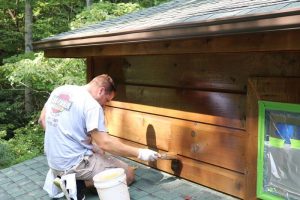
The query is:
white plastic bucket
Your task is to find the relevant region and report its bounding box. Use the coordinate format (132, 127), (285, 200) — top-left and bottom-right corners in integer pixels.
(93, 168), (130, 200)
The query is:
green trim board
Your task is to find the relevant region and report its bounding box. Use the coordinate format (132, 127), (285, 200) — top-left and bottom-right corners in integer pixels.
(257, 100), (300, 200)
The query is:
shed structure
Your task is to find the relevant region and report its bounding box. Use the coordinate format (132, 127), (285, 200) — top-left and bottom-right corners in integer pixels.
(34, 0), (300, 199)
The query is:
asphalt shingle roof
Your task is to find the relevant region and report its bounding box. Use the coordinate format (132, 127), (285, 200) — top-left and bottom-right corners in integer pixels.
(0, 155), (238, 200)
(41, 0), (300, 42)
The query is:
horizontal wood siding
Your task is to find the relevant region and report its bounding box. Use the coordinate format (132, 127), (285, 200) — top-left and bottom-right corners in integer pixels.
(91, 52), (300, 128)
(88, 51), (300, 199)
(113, 137), (246, 198)
(105, 106), (246, 173)
(114, 84), (245, 127)
(94, 52), (300, 93)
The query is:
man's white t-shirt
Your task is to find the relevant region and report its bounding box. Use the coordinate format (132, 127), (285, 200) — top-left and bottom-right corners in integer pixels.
(44, 85), (107, 171)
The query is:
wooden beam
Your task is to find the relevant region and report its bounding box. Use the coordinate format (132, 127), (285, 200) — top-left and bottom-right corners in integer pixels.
(244, 80), (260, 200)
(86, 57), (93, 82)
(105, 106), (246, 173)
(44, 29), (300, 58)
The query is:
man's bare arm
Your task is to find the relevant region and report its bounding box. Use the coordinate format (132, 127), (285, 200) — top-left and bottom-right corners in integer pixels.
(38, 107), (46, 130)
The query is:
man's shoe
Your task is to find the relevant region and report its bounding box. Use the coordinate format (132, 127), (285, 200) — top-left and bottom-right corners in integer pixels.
(53, 176), (71, 200)
(76, 180), (86, 200)
(53, 177), (62, 190)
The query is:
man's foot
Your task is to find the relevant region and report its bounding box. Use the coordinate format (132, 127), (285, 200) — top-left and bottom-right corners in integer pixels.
(54, 177), (71, 200)
(76, 180), (86, 200)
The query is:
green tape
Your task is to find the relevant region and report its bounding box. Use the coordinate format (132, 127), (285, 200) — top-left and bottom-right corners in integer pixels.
(291, 139), (300, 149)
(269, 137), (284, 148)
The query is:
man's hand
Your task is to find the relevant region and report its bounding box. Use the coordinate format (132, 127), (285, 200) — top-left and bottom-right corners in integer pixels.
(138, 149), (160, 161)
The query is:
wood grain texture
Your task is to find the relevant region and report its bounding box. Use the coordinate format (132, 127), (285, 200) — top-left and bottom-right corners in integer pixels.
(105, 106), (246, 172)
(90, 52), (300, 92)
(112, 137), (246, 199)
(108, 100), (244, 130)
(113, 84), (246, 128)
(244, 80), (259, 200)
(249, 77), (300, 104)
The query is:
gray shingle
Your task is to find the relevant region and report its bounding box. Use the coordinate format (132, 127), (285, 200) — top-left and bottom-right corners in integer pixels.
(0, 155), (238, 200)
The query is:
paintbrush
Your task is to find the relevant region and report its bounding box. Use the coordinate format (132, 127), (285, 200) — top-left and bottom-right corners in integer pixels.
(159, 152), (178, 160)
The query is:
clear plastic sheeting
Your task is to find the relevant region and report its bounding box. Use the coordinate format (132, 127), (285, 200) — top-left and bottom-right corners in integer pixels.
(264, 110), (300, 200)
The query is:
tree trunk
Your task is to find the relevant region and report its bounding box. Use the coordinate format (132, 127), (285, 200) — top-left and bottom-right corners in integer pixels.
(86, 0), (93, 8)
(24, 0), (33, 114)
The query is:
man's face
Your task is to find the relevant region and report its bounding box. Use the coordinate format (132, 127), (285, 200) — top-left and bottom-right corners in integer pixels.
(98, 87), (115, 106)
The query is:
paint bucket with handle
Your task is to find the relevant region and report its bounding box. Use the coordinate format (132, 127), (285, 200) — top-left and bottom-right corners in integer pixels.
(93, 168), (130, 200)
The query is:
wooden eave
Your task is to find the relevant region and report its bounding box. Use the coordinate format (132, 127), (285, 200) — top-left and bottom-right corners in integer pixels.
(34, 8), (300, 57)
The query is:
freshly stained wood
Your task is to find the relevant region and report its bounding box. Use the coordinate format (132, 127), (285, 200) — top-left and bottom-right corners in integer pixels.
(105, 106), (246, 172)
(113, 84), (245, 127)
(105, 106), (171, 151)
(244, 79), (259, 200)
(249, 77), (300, 104)
(108, 101), (244, 130)
(113, 137), (246, 199)
(44, 29), (300, 58)
(90, 52), (300, 93)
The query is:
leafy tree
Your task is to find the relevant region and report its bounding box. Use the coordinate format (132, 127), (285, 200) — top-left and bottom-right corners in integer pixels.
(2, 53), (86, 97)
(32, 0), (86, 40)
(0, 0), (25, 64)
(24, 0), (34, 113)
(70, 0), (170, 29)
(70, 1), (141, 29)
(0, 142), (15, 168)
(0, 0), (86, 64)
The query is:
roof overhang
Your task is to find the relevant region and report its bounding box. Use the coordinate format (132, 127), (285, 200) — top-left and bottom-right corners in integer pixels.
(33, 8), (300, 51)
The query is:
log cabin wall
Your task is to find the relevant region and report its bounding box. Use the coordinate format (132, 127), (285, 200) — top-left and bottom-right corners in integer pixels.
(86, 51), (300, 199)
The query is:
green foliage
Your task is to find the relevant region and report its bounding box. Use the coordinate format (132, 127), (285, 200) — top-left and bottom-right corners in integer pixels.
(2, 52), (86, 94)
(32, 0), (86, 40)
(0, 52), (85, 141)
(0, 90), (25, 140)
(0, 0), (86, 64)
(126, 0), (170, 8)
(0, 0), (25, 63)
(6, 113), (44, 165)
(0, 113), (44, 169)
(0, 142), (15, 169)
(70, 1), (141, 29)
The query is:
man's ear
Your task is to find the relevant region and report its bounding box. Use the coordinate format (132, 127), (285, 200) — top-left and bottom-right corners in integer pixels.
(98, 86), (105, 95)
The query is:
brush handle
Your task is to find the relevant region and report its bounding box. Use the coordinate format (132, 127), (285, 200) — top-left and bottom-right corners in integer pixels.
(159, 152), (178, 160)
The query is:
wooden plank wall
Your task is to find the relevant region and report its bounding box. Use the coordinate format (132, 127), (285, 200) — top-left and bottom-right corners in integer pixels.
(87, 52), (300, 199)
